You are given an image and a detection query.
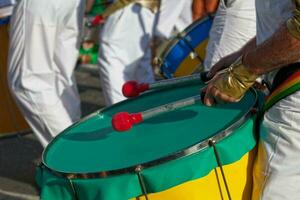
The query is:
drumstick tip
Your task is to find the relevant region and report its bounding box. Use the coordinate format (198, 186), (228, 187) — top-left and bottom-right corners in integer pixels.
(112, 112), (143, 132)
(91, 15), (104, 26)
(122, 81), (149, 97)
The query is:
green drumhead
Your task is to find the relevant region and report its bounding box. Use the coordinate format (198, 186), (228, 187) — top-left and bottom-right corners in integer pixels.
(43, 84), (256, 174)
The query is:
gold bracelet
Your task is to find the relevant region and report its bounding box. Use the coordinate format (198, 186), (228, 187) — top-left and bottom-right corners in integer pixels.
(213, 56), (258, 100)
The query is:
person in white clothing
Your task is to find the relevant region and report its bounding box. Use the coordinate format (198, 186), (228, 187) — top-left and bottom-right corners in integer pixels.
(204, 0), (256, 70)
(98, 0), (194, 106)
(7, 0), (85, 147)
(203, 0), (300, 199)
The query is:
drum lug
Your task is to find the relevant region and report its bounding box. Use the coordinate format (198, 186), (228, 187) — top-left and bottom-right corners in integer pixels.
(135, 165), (144, 173)
(153, 57), (162, 66)
(189, 52), (197, 59)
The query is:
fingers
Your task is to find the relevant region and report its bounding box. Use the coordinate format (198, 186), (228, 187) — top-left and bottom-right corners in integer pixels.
(202, 84), (239, 106)
(203, 85), (216, 106)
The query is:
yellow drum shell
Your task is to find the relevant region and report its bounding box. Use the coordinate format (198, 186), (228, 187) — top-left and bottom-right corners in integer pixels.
(0, 23), (30, 136)
(135, 148), (256, 200)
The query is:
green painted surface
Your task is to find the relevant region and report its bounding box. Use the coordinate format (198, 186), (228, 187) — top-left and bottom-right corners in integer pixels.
(44, 84), (256, 173)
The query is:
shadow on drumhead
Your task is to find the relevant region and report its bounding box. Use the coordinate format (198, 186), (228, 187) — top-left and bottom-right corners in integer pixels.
(144, 109), (198, 124)
(62, 126), (113, 141)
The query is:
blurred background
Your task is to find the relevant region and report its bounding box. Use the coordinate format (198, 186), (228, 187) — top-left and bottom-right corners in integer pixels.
(0, 2), (106, 199)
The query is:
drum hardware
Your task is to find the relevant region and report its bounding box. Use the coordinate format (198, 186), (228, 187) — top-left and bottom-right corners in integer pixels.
(135, 165), (149, 200)
(68, 179), (80, 200)
(209, 140), (232, 200)
(176, 32), (203, 63)
(213, 168), (225, 200)
(152, 36), (173, 67)
(189, 52), (197, 60)
(152, 57), (162, 67)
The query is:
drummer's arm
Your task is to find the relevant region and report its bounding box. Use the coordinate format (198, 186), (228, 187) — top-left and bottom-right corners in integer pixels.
(207, 37), (257, 78)
(192, 0), (206, 21)
(244, 24), (300, 75)
(244, 0), (300, 74)
(211, 18), (300, 77)
(205, 0), (219, 14)
(192, 0), (220, 21)
(204, 12), (300, 105)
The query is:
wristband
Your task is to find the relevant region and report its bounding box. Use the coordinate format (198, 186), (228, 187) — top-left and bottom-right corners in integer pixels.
(213, 56), (258, 100)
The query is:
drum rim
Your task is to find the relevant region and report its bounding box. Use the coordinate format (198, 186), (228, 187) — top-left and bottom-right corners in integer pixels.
(42, 88), (258, 179)
(157, 15), (213, 67)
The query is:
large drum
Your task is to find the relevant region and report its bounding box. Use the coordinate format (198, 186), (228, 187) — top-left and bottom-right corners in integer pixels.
(37, 82), (258, 200)
(0, 18), (30, 137)
(156, 16), (213, 79)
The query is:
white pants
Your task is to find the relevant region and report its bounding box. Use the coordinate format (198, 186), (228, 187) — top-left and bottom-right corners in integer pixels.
(204, 0), (256, 70)
(252, 91), (300, 200)
(98, 0), (192, 106)
(8, 0), (84, 147)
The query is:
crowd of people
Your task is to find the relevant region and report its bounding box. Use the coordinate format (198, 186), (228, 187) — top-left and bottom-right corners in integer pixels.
(1, 0), (300, 199)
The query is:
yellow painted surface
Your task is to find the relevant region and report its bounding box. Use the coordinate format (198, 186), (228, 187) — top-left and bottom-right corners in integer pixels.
(133, 148), (256, 200)
(173, 39), (209, 77)
(0, 24), (29, 136)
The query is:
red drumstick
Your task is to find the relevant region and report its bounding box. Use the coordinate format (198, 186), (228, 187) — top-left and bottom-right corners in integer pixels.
(112, 93), (206, 132)
(122, 72), (210, 98)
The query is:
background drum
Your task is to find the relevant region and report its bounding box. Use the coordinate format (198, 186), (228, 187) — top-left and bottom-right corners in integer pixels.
(156, 16), (213, 79)
(0, 18), (30, 137)
(37, 81), (258, 200)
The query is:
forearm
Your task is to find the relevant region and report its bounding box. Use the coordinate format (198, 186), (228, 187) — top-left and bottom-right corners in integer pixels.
(203, 1), (300, 105)
(192, 0), (206, 20)
(245, 24), (300, 76)
(205, 0), (219, 14)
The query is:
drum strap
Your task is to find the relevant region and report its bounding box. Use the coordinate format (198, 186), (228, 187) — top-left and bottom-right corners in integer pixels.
(264, 63), (300, 111)
(102, 0), (159, 18)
